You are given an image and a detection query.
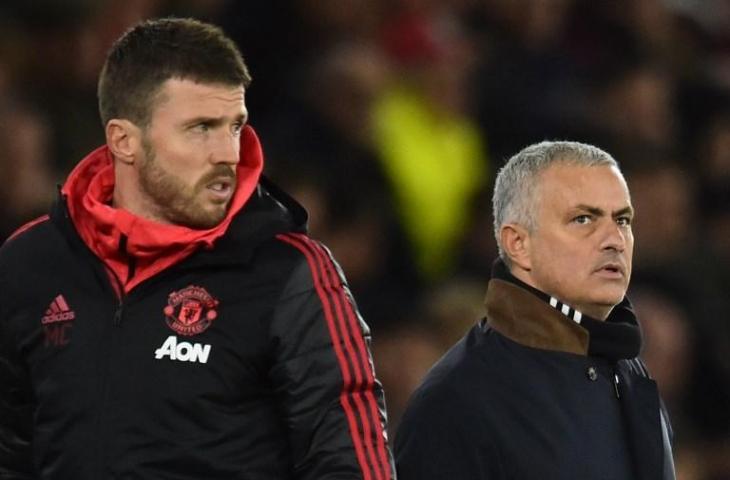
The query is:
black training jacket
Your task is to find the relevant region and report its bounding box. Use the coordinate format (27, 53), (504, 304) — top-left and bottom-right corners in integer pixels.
(0, 178), (394, 479)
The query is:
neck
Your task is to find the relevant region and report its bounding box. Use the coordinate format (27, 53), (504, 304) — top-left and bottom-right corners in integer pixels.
(112, 161), (136, 211)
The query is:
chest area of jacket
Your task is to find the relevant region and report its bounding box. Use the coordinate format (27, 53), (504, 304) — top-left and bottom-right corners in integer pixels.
(11, 267), (283, 407)
(464, 335), (662, 478)
(478, 368), (635, 479)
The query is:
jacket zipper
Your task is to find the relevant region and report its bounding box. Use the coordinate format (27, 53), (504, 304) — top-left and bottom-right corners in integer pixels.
(107, 266), (126, 325)
(97, 255), (130, 477)
(612, 367), (621, 399)
(113, 302), (125, 326)
(96, 288), (122, 477)
(109, 235), (136, 326)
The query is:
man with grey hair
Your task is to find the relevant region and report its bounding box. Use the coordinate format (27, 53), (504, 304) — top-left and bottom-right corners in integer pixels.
(395, 141), (675, 479)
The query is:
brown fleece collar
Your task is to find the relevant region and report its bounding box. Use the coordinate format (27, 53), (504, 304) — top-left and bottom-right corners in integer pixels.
(485, 279), (590, 355)
(483, 260), (642, 361)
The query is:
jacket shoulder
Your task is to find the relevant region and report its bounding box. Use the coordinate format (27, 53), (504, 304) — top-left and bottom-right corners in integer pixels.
(267, 233), (346, 295)
(407, 326), (488, 403)
(395, 327), (507, 478)
(0, 215), (57, 266)
(2, 214), (51, 245)
(0, 215), (60, 322)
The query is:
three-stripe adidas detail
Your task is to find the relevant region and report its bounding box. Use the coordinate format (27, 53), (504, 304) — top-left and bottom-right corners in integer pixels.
(277, 233), (391, 480)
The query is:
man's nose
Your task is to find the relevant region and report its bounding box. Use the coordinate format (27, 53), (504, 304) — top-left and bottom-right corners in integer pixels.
(601, 221), (627, 252)
(210, 130), (240, 165)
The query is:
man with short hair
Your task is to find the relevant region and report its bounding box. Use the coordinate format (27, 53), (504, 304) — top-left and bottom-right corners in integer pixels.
(0, 18), (394, 480)
(395, 141), (675, 479)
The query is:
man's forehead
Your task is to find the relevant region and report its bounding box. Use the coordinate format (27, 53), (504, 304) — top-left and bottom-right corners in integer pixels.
(143, 81), (247, 134)
(538, 163), (631, 208)
(154, 78), (246, 113)
(163, 77), (244, 94)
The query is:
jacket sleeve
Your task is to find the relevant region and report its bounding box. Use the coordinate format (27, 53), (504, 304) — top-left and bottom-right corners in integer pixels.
(0, 298), (35, 478)
(269, 234), (395, 480)
(395, 387), (504, 480)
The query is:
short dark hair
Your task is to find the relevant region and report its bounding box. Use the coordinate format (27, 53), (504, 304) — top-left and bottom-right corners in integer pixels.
(98, 17), (251, 128)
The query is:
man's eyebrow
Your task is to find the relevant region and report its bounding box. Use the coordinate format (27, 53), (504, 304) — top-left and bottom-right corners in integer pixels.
(574, 205), (605, 216)
(183, 113), (247, 126)
(574, 204), (634, 217)
(612, 206), (634, 217)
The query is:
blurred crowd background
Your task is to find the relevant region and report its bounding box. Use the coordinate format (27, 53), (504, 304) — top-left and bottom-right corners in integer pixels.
(1, 0), (729, 478)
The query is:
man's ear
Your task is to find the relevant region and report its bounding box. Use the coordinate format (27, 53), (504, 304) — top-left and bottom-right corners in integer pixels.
(500, 223), (532, 271)
(105, 119), (141, 165)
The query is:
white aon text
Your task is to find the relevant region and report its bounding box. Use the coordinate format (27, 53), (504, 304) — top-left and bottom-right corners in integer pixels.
(155, 335), (212, 364)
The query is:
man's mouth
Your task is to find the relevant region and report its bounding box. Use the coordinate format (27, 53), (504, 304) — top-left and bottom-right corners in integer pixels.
(208, 181), (231, 192)
(594, 262), (625, 279)
(205, 178), (234, 201)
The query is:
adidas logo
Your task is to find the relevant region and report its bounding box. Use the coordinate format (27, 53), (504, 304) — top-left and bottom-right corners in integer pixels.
(42, 295), (76, 324)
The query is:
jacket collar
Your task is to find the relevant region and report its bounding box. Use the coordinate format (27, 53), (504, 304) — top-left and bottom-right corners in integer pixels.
(181, 175), (308, 268)
(485, 260), (642, 361)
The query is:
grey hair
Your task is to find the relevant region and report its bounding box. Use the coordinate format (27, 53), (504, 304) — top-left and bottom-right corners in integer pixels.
(492, 141), (619, 265)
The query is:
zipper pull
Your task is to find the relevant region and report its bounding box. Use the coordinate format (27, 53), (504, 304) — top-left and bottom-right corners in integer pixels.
(113, 304), (124, 326)
(613, 372), (620, 399)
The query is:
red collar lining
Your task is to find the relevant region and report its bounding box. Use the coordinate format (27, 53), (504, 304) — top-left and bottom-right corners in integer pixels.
(62, 126), (264, 294)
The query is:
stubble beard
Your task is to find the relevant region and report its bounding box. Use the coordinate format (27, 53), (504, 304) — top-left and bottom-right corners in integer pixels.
(138, 139), (234, 229)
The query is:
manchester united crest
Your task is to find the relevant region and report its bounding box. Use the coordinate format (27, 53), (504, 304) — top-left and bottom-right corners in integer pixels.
(163, 286), (219, 336)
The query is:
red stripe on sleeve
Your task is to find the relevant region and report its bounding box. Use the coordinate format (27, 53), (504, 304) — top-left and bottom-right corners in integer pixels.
(299, 235), (392, 480)
(276, 233), (375, 480)
(286, 233), (392, 480)
(296, 236), (384, 480)
(5, 214), (50, 243)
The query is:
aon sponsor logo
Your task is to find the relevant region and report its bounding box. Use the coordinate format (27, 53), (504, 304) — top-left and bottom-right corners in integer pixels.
(155, 335), (212, 364)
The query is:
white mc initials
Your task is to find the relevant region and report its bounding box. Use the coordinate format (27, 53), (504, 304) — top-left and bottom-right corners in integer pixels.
(155, 335), (212, 364)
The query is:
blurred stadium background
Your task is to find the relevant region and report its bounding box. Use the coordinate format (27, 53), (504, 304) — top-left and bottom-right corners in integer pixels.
(0, 1), (729, 477)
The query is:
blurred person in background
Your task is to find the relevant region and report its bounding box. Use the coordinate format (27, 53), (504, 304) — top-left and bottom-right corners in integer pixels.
(0, 0), (162, 173)
(396, 141), (675, 479)
(592, 62), (678, 153)
(630, 285), (704, 480)
(627, 159), (730, 449)
(0, 100), (57, 240)
(372, 0), (488, 282)
(627, 160), (696, 267)
(259, 42), (421, 330)
(372, 322), (445, 436)
(0, 17), (394, 480)
(628, 145), (730, 480)
(697, 113), (730, 262)
(471, 0), (581, 161)
(373, 276), (485, 435)
(632, 287), (694, 427)
(278, 163), (420, 331)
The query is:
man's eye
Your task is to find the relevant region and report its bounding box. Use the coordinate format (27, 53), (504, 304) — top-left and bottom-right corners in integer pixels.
(193, 123), (210, 132)
(232, 122), (243, 135)
(617, 216), (632, 227)
(573, 215), (592, 225)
